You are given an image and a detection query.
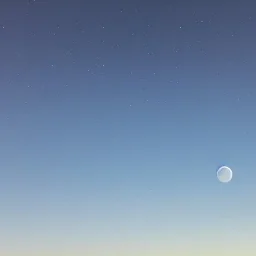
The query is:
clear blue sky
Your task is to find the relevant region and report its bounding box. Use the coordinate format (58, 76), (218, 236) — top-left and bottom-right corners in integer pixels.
(1, 1), (256, 255)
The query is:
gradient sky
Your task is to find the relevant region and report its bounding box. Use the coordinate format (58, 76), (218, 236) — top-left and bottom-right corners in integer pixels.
(1, 0), (256, 255)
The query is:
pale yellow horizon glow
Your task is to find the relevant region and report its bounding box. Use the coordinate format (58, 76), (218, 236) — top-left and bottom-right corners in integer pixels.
(2, 238), (256, 256)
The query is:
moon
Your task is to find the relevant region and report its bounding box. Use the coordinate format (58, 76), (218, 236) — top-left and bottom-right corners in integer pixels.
(217, 166), (233, 183)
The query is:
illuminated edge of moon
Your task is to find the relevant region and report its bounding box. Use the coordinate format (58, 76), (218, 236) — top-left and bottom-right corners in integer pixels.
(216, 165), (233, 183)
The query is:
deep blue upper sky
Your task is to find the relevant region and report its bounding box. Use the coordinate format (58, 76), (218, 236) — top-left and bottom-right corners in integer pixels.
(1, 1), (256, 255)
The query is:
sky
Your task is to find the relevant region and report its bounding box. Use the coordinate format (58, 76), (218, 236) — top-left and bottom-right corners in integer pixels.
(1, 0), (256, 255)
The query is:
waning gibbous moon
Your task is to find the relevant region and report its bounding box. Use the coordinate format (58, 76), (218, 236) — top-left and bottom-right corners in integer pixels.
(217, 165), (233, 183)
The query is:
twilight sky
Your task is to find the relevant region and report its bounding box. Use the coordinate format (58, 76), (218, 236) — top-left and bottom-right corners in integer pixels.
(1, 0), (256, 255)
